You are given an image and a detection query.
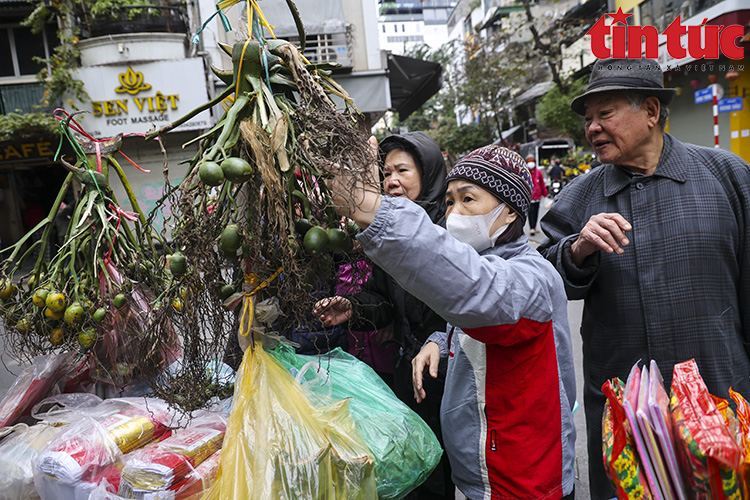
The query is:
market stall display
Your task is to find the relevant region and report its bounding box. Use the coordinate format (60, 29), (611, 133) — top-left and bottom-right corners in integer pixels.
(603, 359), (750, 500)
(0, 0), (374, 414)
(0, 1), (443, 498)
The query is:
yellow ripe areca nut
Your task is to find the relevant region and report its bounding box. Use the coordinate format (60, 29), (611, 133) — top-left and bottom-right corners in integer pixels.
(44, 307), (64, 321)
(16, 316), (33, 334)
(0, 279), (17, 301)
(46, 292), (67, 313)
(32, 288), (50, 308)
(172, 297), (185, 313)
(50, 329), (65, 346)
(64, 303), (85, 325)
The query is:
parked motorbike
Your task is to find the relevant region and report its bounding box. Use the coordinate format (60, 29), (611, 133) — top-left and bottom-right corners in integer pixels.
(550, 179), (563, 198)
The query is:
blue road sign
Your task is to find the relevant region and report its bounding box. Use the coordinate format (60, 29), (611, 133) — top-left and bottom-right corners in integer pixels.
(694, 87), (713, 104)
(718, 97), (743, 113)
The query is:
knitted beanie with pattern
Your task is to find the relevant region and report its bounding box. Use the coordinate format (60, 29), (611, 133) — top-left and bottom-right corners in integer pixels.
(446, 145), (533, 220)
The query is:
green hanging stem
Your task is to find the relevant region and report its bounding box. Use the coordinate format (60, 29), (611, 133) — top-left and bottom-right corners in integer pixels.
(10, 240), (43, 279)
(108, 156), (165, 256)
(28, 172), (74, 283)
(145, 86), (234, 141)
(203, 93), (252, 163)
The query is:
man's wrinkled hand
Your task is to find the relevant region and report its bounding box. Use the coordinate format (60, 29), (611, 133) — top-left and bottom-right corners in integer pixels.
(571, 212), (632, 266)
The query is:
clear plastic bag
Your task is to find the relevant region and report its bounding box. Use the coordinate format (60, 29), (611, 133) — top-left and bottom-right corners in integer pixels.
(32, 398), (175, 500)
(0, 392), (105, 500)
(271, 344), (442, 499)
(119, 412), (227, 495)
(202, 343), (377, 499)
(0, 352), (74, 428)
(31, 393), (103, 423)
(0, 423), (64, 500)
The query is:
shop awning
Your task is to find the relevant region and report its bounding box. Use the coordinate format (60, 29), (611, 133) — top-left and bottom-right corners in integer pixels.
(514, 81), (555, 107)
(330, 71), (391, 115)
(501, 124), (522, 140)
(480, 5), (526, 30)
(387, 53), (443, 121)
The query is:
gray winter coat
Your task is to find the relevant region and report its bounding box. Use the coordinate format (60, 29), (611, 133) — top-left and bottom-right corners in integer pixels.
(358, 196), (576, 500)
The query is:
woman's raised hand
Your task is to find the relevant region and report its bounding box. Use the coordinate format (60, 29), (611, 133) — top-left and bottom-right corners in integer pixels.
(327, 136), (382, 229)
(313, 296), (353, 327)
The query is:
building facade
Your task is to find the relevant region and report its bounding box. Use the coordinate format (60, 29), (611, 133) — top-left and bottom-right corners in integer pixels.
(377, 0), (456, 55)
(0, 0), (410, 246)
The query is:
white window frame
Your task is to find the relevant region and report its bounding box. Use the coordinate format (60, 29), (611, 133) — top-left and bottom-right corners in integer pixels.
(0, 23), (52, 82)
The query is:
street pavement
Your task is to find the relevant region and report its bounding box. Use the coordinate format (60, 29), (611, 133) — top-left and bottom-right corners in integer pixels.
(0, 196), (592, 498)
(528, 199), (590, 500)
(564, 297), (588, 500)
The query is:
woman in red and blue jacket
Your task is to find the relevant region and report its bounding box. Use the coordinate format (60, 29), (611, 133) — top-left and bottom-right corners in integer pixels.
(330, 143), (576, 500)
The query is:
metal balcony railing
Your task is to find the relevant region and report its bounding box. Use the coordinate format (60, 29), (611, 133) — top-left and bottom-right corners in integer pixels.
(0, 82), (47, 115)
(80, 5), (188, 39)
(284, 31), (353, 69)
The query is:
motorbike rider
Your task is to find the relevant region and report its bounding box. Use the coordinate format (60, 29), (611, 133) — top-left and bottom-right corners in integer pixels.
(549, 158), (563, 182)
(549, 159), (564, 198)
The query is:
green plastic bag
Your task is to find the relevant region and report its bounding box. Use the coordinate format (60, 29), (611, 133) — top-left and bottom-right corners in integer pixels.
(271, 344), (443, 500)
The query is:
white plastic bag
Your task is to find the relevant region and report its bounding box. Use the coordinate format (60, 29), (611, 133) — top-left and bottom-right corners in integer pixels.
(0, 423), (64, 500)
(32, 398), (176, 500)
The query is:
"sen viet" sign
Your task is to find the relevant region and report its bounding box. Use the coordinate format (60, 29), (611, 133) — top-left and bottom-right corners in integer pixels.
(74, 58), (212, 139)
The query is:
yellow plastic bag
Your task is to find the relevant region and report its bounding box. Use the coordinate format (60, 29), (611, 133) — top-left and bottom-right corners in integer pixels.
(202, 343), (377, 499)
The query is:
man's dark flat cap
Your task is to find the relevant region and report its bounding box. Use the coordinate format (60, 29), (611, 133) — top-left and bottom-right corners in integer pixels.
(571, 58), (676, 115)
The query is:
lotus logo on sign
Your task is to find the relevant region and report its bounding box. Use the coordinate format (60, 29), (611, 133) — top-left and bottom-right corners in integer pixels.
(92, 66), (178, 120)
(115, 67), (152, 95)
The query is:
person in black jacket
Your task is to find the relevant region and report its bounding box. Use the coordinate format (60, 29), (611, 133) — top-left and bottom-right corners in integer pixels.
(314, 131), (454, 499)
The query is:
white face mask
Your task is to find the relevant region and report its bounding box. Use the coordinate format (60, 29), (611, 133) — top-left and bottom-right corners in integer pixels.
(446, 202), (509, 253)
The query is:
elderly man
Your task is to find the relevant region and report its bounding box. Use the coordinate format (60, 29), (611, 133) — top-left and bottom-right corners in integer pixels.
(538, 58), (750, 500)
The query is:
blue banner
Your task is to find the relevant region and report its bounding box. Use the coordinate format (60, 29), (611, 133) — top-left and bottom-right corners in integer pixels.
(694, 87), (713, 104)
(718, 98), (743, 113)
